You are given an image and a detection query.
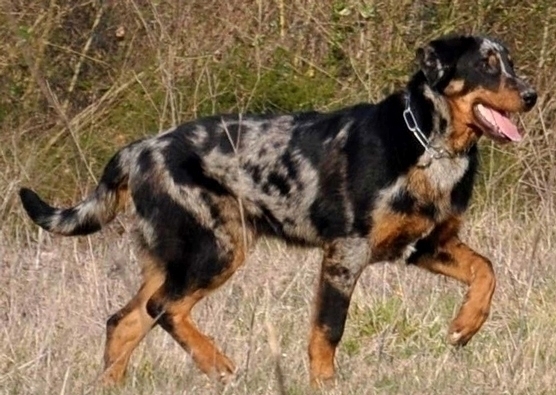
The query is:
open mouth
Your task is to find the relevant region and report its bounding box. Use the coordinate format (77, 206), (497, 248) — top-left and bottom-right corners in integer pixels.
(473, 104), (522, 143)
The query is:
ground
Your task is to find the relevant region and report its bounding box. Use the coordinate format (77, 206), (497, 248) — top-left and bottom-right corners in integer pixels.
(2, 207), (556, 394)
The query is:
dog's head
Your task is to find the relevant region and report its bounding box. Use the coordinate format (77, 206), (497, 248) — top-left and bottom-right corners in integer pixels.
(417, 35), (536, 144)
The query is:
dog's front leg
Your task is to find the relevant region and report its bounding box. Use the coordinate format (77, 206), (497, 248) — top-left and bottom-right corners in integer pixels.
(308, 237), (369, 387)
(408, 220), (496, 346)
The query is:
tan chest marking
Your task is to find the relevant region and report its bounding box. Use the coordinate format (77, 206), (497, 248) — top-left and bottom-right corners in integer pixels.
(368, 155), (469, 262)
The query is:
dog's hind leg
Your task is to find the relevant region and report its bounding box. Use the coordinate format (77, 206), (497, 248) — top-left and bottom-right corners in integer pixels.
(308, 238), (369, 387)
(102, 255), (165, 385)
(147, 288), (236, 381)
(146, 246), (247, 382)
(146, 200), (252, 382)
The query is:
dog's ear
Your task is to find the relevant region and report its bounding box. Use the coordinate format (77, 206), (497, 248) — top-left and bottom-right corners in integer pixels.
(416, 35), (474, 90)
(416, 44), (446, 88)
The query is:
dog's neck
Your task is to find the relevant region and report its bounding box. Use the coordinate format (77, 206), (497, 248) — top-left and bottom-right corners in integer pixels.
(405, 74), (477, 156)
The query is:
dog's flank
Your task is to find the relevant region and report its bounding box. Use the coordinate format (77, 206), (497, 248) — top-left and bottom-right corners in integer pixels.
(19, 35), (537, 387)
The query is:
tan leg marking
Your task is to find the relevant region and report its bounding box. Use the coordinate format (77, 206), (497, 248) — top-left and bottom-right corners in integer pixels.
(309, 326), (336, 387)
(151, 289), (236, 382)
(413, 218), (496, 345)
(309, 238), (368, 387)
(102, 262), (164, 385)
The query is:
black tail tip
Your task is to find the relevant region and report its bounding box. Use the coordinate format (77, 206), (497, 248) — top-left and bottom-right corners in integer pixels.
(19, 187), (55, 224)
(19, 187), (36, 201)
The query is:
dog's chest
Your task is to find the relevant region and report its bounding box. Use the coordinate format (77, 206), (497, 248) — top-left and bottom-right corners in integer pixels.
(414, 154), (470, 195)
(368, 155), (470, 262)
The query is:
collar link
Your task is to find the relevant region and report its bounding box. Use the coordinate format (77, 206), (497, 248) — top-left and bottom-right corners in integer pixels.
(403, 93), (453, 166)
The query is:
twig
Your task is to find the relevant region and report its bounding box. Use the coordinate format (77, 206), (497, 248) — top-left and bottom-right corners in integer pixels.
(5, 4), (97, 182)
(265, 318), (287, 395)
(40, 73), (143, 157)
(278, 0), (285, 39)
(62, 3), (105, 112)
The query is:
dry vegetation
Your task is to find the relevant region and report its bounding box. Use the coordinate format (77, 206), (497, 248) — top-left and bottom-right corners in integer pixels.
(1, 0), (556, 394)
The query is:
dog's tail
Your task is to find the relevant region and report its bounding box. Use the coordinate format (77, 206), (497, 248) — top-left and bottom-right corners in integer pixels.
(19, 144), (136, 236)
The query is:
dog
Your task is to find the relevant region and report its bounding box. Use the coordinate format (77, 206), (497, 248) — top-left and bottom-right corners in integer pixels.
(19, 34), (537, 386)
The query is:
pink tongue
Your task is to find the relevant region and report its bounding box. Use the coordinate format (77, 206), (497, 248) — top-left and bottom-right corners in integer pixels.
(477, 104), (522, 141)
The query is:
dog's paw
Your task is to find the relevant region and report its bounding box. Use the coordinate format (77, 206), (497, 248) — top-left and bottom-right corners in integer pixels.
(447, 308), (488, 347)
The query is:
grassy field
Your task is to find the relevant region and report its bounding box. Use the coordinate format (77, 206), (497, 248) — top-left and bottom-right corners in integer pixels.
(2, 208), (556, 394)
(1, 0), (556, 394)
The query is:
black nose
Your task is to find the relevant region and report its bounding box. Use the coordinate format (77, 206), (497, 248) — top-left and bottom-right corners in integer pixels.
(521, 89), (537, 110)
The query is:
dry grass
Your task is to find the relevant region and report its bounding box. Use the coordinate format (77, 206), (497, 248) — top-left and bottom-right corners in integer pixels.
(2, 208), (556, 394)
(1, 0), (556, 394)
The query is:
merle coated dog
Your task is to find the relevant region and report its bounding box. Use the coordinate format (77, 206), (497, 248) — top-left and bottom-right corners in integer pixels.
(20, 35), (537, 386)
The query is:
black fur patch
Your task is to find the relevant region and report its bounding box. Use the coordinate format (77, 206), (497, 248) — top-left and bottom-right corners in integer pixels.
(64, 208), (102, 236)
(146, 297), (169, 327)
(316, 281), (351, 346)
(310, 152), (349, 239)
(451, 145), (478, 213)
(19, 188), (56, 228)
(266, 171), (291, 196)
(106, 310), (126, 331)
(133, 182), (229, 297)
(419, 202), (438, 219)
(406, 237), (435, 265)
(391, 190), (416, 213)
(244, 162), (263, 184)
(99, 155), (127, 189)
(163, 140), (228, 196)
